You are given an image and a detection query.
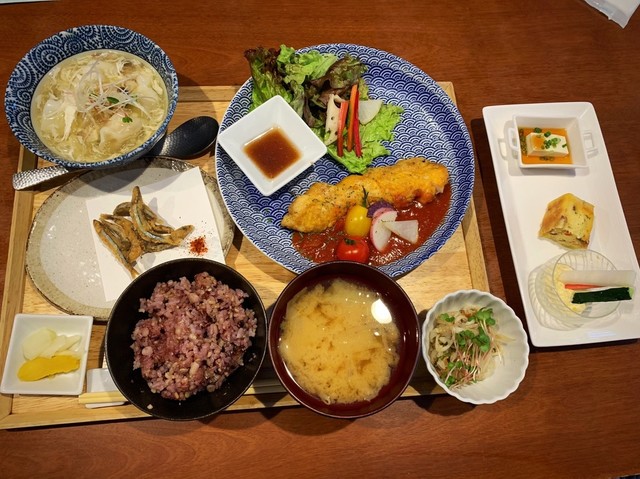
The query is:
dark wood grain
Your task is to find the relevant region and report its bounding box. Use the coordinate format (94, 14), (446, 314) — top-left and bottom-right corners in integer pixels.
(1, 1), (639, 477)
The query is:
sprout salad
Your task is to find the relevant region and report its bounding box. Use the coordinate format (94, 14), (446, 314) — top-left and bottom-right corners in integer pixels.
(428, 307), (509, 388)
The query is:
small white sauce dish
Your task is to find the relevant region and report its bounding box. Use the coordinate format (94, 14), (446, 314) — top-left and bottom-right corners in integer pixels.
(507, 114), (592, 170)
(217, 95), (327, 196)
(0, 314), (93, 396)
(422, 290), (529, 405)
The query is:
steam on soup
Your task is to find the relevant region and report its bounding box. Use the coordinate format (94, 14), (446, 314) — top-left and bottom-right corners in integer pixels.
(278, 278), (400, 405)
(31, 49), (169, 163)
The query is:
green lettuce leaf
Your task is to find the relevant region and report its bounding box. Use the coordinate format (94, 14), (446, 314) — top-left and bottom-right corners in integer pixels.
(244, 47), (291, 108)
(244, 45), (402, 174)
(278, 45), (337, 86)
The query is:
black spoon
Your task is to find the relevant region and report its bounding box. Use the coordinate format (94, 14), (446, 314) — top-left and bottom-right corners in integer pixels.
(12, 116), (220, 190)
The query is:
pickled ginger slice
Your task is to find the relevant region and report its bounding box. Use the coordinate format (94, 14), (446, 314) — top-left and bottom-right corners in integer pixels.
(17, 355), (80, 382)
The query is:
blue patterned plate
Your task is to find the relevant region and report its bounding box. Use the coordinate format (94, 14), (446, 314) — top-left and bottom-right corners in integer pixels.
(215, 43), (475, 277)
(4, 25), (178, 170)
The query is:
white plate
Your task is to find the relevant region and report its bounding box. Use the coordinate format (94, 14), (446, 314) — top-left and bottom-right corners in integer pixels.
(0, 314), (93, 396)
(482, 102), (640, 347)
(25, 158), (235, 320)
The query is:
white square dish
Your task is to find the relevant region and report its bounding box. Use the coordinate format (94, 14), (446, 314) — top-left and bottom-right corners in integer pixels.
(507, 114), (591, 169)
(216, 95), (327, 196)
(0, 314), (93, 396)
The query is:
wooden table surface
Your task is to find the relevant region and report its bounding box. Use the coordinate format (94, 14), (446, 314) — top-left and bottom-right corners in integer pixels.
(1, 1), (639, 477)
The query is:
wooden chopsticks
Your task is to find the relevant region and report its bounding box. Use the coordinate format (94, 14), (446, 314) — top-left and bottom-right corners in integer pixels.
(78, 378), (285, 405)
(78, 390), (126, 404)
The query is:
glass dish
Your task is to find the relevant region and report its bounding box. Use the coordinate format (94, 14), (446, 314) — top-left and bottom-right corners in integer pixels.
(535, 250), (621, 325)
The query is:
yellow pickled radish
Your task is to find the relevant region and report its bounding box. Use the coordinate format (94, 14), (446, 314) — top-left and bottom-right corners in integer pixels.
(17, 355), (80, 381)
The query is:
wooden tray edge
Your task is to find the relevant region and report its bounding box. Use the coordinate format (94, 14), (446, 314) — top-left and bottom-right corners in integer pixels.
(0, 83), (476, 429)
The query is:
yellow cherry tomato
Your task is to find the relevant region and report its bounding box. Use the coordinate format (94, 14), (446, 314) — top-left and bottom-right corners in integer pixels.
(344, 205), (372, 237)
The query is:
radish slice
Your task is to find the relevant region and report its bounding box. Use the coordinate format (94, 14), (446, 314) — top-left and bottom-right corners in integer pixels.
(367, 200), (394, 218)
(558, 269), (636, 288)
(370, 210), (397, 251)
(358, 99), (383, 125)
(372, 206), (395, 219)
(384, 220), (419, 244)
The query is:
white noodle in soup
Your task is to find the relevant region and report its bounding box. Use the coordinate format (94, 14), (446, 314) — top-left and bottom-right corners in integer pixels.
(31, 49), (168, 163)
(278, 278), (400, 405)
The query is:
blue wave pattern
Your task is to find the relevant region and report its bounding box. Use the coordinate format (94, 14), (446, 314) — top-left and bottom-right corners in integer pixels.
(215, 44), (475, 277)
(4, 25), (178, 169)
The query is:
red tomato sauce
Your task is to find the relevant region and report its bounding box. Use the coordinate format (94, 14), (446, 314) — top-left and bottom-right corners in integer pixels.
(291, 184), (452, 265)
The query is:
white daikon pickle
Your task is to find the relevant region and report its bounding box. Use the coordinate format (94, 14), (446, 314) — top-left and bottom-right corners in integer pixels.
(22, 328), (57, 360)
(39, 335), (68, 358)
(21, 328), (82, 360)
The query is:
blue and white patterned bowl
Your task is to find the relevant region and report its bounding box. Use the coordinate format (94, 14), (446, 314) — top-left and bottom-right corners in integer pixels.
(215, 43), (475, 277)
(4, 25), (178, 169)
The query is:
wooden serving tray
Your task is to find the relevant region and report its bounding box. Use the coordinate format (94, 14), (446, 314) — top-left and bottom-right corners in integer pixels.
(0, 84), (488, 429)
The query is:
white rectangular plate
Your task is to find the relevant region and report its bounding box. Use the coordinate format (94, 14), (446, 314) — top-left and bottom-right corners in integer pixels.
(482, 102), (640, 347)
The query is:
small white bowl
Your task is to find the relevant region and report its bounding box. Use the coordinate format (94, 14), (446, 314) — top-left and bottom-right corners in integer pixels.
(0, 314), (93, 396)
(217, 95), (327, 196)
(422, 290), (529, 405)
(507, 114), (592, 170)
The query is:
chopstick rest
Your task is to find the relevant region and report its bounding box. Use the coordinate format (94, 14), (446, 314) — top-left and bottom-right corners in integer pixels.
(81, 368), (126, 408)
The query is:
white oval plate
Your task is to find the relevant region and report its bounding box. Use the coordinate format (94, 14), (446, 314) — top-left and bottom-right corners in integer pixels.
(25, 158), (235, 320)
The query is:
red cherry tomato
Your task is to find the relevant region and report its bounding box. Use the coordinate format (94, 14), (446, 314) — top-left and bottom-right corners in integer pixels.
(335, 236), (370, 263)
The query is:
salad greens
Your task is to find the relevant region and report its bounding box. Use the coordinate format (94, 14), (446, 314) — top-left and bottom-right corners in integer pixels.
(244, 44), (403, 174)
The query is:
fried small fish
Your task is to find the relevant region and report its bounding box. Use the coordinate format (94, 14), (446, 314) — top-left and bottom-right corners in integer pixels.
(130, 186), (192, 245)
(94, 186), (195, 278)
(93, 219), (139, 278)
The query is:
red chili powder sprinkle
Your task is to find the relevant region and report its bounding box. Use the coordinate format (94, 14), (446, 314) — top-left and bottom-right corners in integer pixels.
(189, 236), (208, 255)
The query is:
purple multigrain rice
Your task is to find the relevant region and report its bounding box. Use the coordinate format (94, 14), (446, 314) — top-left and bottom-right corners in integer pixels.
(131, 271), (257, 400)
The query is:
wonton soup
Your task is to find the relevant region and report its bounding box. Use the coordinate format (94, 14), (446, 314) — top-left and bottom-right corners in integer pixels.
(31, 49), (169, 163)
(278, 278), (400, 405)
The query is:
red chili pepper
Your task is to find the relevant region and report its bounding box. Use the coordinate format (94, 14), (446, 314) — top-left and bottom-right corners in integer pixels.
(337, 100), (349, 157)
(346, 83), (358, 152)
(353, 91), (362, 157)
(563, 283), (603, 291)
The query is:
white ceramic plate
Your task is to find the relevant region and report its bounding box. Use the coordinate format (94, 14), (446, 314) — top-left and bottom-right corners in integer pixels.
(482, 102), (640, 347)
(0, 314), (93, 396)
(25, 158), (235, 320)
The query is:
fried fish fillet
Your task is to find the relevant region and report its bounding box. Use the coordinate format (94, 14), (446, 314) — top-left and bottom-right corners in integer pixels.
(281, 157), (449, 233)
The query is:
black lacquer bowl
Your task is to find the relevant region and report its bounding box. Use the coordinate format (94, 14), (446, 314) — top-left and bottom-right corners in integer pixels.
(105, 258), (267, 421)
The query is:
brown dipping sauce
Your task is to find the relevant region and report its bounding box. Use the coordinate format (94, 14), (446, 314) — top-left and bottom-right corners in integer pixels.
(292, 183), (452, 265)
(243, 127), (301, 178)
